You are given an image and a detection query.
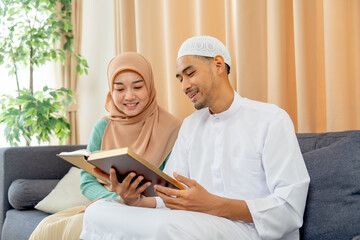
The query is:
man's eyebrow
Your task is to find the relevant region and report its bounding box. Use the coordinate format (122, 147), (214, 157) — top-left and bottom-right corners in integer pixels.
(176, 65), (193, 78)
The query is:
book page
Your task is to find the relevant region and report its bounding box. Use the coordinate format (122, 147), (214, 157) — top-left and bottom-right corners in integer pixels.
(58, 149), (90, 156)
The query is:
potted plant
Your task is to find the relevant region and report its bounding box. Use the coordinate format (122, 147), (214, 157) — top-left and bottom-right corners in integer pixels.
(0, 0), (88, 146)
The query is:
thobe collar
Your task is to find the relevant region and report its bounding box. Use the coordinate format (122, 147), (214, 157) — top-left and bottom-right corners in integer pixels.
(208, 91), (242, 121)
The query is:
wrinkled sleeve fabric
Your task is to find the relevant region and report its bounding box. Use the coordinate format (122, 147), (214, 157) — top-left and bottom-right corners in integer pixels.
(245, 110), (310, 240)
(80, 118), (119, 201)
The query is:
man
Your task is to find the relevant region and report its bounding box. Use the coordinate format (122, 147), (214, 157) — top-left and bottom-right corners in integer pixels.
(81, 36), (310, 240)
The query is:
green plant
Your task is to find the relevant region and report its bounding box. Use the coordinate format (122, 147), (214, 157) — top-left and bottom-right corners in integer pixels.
(0, 87), (74, 146)
(0, 0), (88, 146)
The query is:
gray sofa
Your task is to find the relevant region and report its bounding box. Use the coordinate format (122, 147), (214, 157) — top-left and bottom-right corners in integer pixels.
(0, 131), (359, 240)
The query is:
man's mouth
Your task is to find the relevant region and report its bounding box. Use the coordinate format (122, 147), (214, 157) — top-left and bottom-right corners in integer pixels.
(186, 90), (199, 102)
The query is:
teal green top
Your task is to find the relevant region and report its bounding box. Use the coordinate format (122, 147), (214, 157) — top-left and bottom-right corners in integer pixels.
(80, 118), (170, 201)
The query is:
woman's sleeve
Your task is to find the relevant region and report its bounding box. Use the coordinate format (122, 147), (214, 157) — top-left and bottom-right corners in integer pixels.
(80, 118), (119, 200)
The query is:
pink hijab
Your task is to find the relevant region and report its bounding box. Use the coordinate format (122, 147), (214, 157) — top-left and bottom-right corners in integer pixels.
(101, 52), (181, 167)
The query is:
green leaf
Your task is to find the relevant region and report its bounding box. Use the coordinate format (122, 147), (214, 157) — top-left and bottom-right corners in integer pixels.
(25, 102), (36, 110)
(17, 94), (35, 101)
(37, 104), (45, 115)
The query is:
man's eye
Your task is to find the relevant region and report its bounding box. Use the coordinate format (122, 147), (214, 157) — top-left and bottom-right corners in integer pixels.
(188, 71), (195, 77)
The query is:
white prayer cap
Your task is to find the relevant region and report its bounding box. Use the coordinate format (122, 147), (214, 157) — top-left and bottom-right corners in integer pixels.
(177, 36), (231, 67)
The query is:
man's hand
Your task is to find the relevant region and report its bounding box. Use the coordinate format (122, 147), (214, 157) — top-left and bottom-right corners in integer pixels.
(154, 172), (253, 222)
(154, 172), (219, 215)
(93, 168), (154, 207)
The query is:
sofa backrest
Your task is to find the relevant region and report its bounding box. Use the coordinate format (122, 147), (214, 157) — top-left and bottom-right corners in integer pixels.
(296, 130), (357, 154)
(297, 130), (360, 240)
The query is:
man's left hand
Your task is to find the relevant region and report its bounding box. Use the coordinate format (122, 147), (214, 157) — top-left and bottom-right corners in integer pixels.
(154, 172), (219, 215)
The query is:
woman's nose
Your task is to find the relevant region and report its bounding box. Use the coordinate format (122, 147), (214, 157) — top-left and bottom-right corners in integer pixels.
(125, 90), (135, 100)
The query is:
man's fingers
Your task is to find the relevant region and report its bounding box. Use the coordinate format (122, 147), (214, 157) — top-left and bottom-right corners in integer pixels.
(155, 189), (176, 201)
(155, 190), (183, 209)
(154, 185), (181, 197)
(173, 172), (194, 187)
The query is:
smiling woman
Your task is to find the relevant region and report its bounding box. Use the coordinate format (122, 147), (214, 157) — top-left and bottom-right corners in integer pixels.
(29, 52), (181, 240)
(112, 71), (149, 117)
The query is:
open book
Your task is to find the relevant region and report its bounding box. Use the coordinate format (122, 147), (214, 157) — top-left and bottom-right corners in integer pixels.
(57, 148), (186, 197)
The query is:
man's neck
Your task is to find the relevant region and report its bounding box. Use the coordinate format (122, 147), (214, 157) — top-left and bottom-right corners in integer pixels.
(209, 85), (234, 114)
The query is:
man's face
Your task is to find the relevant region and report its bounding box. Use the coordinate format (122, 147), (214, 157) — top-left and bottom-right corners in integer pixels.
(176, 56), (216, 110)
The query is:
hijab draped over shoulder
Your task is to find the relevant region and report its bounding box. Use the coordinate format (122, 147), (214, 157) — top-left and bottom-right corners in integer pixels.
(101, 52), (181, 168)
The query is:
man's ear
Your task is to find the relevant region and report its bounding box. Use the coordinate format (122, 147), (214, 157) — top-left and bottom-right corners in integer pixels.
(213, 55), (226, 74)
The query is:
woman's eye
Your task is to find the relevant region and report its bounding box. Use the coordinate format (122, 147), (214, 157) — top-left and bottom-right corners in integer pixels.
(116, 89), (124, 92)
(134, 86), (143, 90)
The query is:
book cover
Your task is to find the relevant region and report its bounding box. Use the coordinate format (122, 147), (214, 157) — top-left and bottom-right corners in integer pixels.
(57, 148), (185, 197)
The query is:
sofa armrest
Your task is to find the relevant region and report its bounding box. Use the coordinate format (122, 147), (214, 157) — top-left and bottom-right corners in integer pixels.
(0, 145), (85, 236)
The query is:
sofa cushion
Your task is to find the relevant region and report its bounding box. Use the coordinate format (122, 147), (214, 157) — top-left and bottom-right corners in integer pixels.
(1, 209), (49, 240)
(300, 132), (360, 240)
(8, 179), (59, 210)
(35, 167), (90, 214)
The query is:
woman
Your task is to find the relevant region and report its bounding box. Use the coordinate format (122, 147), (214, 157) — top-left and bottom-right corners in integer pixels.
(30, 52), (181, 240)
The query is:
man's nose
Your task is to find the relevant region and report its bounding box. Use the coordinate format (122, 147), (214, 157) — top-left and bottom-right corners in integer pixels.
(182, 78), (191, 92)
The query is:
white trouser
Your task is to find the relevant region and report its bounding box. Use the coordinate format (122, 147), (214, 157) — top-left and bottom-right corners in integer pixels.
(80, 199), (259, 240)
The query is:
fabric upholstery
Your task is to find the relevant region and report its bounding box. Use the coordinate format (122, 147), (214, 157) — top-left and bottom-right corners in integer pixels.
(8, 179), (59, 210)
(1, 209), (49, 240)
(296, 130), (356, 154)
(300, 132), (360, 240)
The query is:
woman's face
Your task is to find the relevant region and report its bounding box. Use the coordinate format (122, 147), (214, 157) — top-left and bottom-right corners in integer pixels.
(112, 71), (149, 117)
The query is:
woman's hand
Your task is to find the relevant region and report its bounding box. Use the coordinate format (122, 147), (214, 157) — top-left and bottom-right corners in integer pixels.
(93, 167), (151, 206)
(96, 177), (112, 191)
(109, 168), (151, 206)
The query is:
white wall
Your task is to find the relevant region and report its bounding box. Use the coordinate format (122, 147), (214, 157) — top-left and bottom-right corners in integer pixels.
(78, 0), (115, 145)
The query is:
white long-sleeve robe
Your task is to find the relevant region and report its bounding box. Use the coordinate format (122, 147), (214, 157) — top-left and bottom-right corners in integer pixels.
(157, 92), (310, 239)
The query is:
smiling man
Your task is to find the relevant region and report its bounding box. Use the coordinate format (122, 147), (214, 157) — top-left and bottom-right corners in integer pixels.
(81, 36), (310, 240)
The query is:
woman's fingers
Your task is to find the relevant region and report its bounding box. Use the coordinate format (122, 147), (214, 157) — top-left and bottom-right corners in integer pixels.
(130, 175), (151, 193)
(121, 172), (136, 186)
(108, 169), (149, 204)
(135, 181), (151, 195)
(130, 175), (144, 189)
